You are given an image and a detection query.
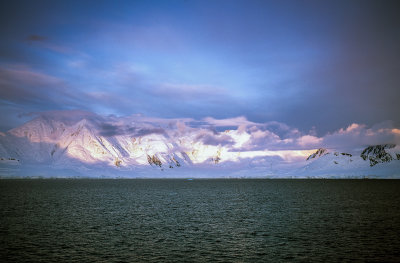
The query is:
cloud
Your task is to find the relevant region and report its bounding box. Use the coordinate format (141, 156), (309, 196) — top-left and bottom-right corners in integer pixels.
(202, 116), (256, 128)
(0, 65), (101, 131)
(392, 128), (400, 135)
(297, 135), (323, 148)
(20, 111), (400, 152)
(23, 110), (169, 138)
(0, 65), (81, 108)
(321, 121), (400, 150)
(133, 127), (165, 137)
(151, 83), (227, 101)
(205, 118), (400, 152)
(1, 1), (400, 135)
(24, 34), (83, 54)
(97, 123), (165, 137)
(29, 110), (103, 127)
(195, 132), (235, 146)
(26, 34), (47, 42)
(97, 123), (125, 137)
(239, 129), (281, 150)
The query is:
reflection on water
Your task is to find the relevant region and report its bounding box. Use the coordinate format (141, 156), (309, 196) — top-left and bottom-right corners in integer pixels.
(1, 179), (400, 262)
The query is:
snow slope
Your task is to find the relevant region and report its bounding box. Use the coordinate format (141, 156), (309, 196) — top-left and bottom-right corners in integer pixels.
(298, 146), (400, 178)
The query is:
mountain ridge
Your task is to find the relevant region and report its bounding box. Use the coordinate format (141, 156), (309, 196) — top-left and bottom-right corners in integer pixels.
(1, 113), (400, 178)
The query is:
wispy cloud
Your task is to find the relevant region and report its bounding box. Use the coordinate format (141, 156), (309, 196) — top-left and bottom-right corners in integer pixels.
(0, 65), (67, 104)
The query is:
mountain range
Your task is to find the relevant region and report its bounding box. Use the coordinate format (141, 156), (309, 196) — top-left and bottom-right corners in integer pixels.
(1, 111), (399, 178)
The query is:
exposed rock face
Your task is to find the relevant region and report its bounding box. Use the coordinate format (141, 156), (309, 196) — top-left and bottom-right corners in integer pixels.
(147, 155), (162, 167)
(361, 144), (396, 167)
(306, 149), (355, 166)
(165, 156), (181, 169)
(211, 156), (221, 164)
(171, 157), (180, 167)
(210, 149), (222, 164)
(333, 152), (352, 157)
(306, 148), (327, 160)
(114, 158), (122, 167)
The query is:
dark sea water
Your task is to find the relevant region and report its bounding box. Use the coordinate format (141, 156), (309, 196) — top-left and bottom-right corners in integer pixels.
(1, 179), (400, 262)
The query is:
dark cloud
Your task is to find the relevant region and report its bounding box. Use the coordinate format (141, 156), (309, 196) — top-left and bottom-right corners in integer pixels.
(26, 34), (47, 42)
(0, 65), (94, 107)
(195, 132), (235, 146)
(0, 66), (62, 103)
(97, 123), (165, 137)
(97, 123), (125, 137)
(0, 66), (95, 130)
(0, 1), (399, 134)
(15, 110), (168, 138)
(134, 128), (165, 137)
(237, 0), (400, 134)
(109, 70), (245, 123)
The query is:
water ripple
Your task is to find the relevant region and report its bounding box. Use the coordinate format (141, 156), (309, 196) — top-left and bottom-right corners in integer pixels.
(0, 179), (400, 262)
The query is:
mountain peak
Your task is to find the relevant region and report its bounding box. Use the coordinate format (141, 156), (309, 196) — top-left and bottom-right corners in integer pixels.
(306, 148), (328, 161)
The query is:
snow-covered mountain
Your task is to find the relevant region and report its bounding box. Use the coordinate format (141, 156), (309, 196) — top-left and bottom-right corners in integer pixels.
(0, 111), (399, 178)
(300, 146), (400, 178)
(0, 112), (270, 177)
(0, 115), (206, 170)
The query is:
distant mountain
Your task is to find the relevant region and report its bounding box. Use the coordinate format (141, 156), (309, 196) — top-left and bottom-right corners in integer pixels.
(0, 113), (399, 178)
(305, 145), (400, 166)
(0, 116), (205, 169)
(301, 146), (400, 178)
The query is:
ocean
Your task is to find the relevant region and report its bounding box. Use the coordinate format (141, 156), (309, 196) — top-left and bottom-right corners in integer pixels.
(1, 179), (399, 262)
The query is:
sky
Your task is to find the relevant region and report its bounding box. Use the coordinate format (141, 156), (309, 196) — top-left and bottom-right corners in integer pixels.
(1, 0), (400, 136)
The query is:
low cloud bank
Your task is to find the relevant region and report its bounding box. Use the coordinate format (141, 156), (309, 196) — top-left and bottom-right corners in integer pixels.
(24, 110), (400, 155)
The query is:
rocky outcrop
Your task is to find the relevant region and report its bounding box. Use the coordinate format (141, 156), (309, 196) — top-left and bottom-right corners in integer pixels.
(114, 158), (122, 167)
(361, 144), (396, 167)
(306, 149), (354, 165)
(166, 156), (181, 168)
(333, 152), (352, 157)
(211, 149), (222, 164)
(211, 156), (221, 164)
(171, 157), (180, 167)
(306, 148), (327, 161)
(147, 154), (162, 167)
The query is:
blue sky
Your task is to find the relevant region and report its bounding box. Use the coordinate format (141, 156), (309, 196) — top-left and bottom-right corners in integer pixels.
(1, 0), (399, 134)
